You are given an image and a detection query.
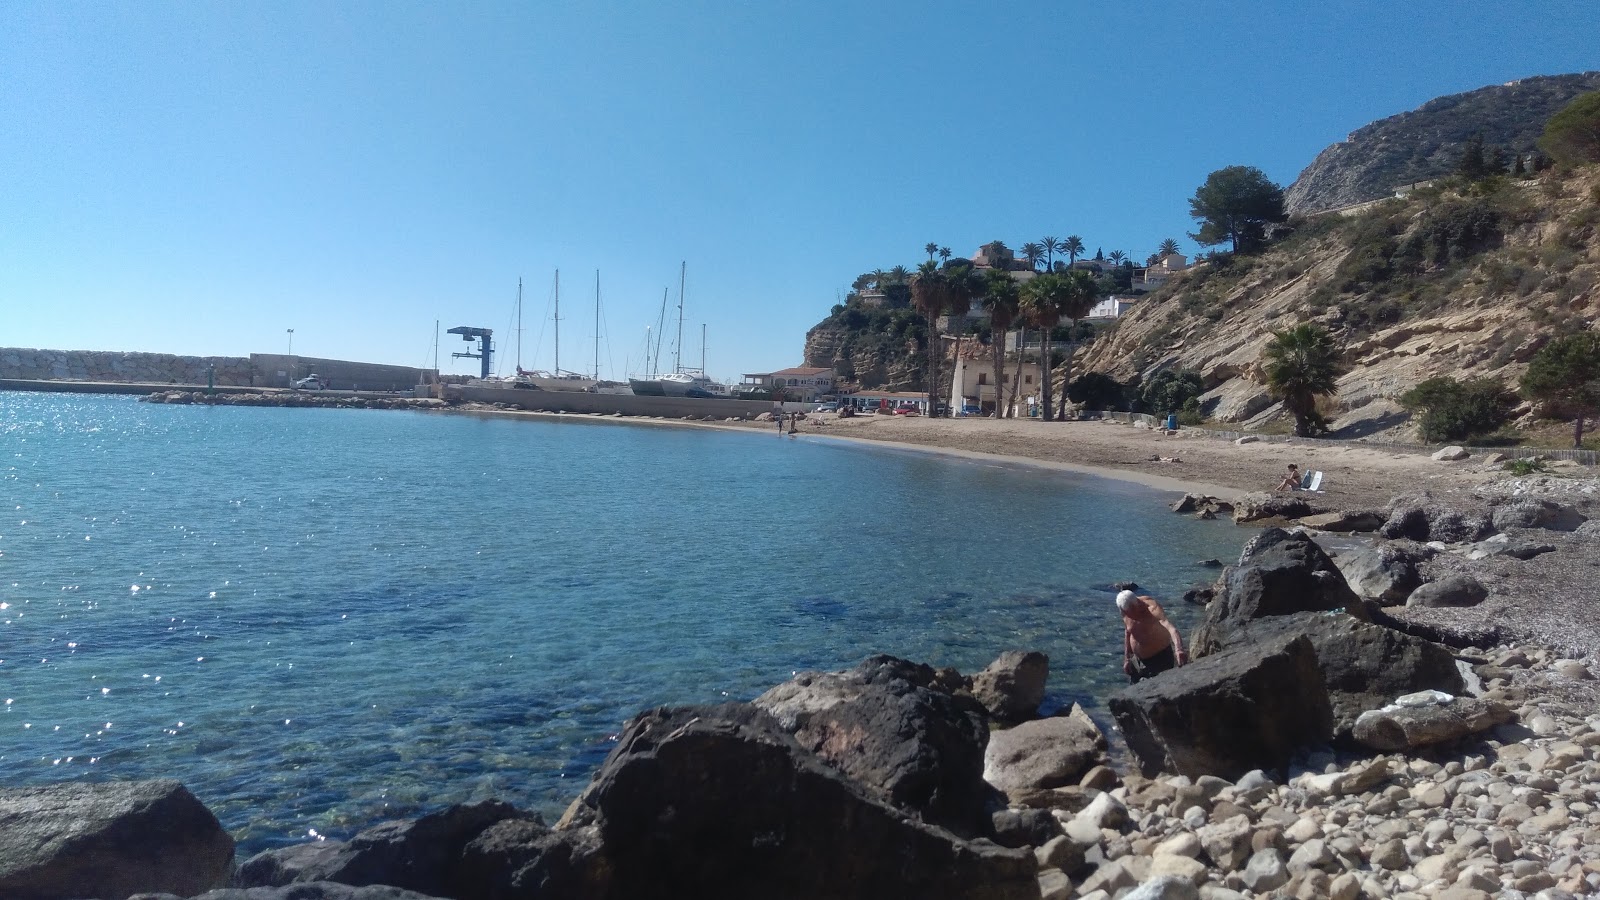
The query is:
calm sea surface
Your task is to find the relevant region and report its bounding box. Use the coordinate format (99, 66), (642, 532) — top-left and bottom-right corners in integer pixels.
(0, 393), (1244, 851)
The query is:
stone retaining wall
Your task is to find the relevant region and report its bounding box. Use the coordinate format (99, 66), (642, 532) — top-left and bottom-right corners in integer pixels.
(0, 347), (253, 385)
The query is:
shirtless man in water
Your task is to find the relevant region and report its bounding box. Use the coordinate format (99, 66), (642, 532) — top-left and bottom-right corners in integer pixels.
(1118, 589), (1188, 683)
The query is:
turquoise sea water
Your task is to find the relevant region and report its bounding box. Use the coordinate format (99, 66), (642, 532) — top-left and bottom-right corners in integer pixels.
(0, 393), (1244, 851)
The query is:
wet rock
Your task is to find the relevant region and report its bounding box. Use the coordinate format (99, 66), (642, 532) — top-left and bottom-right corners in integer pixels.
(1407, 575), (1489, 608)
(0, 779), (234, 900)
(970, 650), (1050, 725)
(237, 801), (527, 894)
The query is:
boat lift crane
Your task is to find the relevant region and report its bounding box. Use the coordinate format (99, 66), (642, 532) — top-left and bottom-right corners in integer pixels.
(447, 326), (493, 379)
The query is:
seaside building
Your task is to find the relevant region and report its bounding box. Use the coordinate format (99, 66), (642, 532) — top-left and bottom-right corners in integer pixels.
(839, 389), (934, 415)
(1086, 296), (1140, 320)
(741, 367), (835, 401)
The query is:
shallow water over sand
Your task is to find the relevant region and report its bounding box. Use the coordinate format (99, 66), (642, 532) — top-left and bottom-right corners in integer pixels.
(0, 393), (1244, 851)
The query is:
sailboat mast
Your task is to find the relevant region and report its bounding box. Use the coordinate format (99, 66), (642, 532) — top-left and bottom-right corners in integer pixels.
(515, 278), (523, 371)
(674, 261), (685, 373)
(553, 269), (561, 376)
(594, 270), (601, 381)
(652, 288), (668, 374)
(701, 323), (706, 373)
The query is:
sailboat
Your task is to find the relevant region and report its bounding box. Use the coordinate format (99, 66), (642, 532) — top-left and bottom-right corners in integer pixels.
(628, 263), (729, 398)
(513, 271), (633, 394)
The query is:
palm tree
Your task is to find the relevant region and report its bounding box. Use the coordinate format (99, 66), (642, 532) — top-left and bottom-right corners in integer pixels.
(1053, 270), (1100, 420)
(1158, 238), (1181, 258)
(911, 262), (948, 414)
(1262, 323), (1346, 436)
(981, 269), (1020, 417)
(938, 246), (952, 264)
(1020, 273), (1071, 420)
(925, 242), (939, 263)
(1020, 242), (1044, 273)
(1040, 236), (1063, 273)
(1063, 235), (1085, 268)
(1107, 250), (1127, 266)
(869, 269), (890, 290)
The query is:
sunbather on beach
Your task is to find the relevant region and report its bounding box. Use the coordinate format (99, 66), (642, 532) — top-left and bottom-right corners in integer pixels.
(1275, 463), (1301, 491)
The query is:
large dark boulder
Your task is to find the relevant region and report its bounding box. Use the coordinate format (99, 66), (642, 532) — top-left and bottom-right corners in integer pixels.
(1108, 634), (1333, 779)
(753, 655), (994, 835)
(1334, 542), (1427, 604)
(968, 650), (1049, 725)
(456, 819), (608, 900)
(236, 800), (528, 895)
(1191, 529), (1366, 657)
(1202, 612), (1465, 743)
(0, 779), (234, 900)
(560, 703), (1038, 900)
(1231, 492), (1317, 524)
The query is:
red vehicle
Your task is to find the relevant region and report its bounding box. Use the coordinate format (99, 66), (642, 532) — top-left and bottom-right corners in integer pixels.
(892, 405), (920, 416)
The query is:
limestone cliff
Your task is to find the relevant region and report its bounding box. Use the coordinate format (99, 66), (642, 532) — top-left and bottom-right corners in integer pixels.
(1284, 73), (1600, 215)
(803, 306), (927, 391)
(1078, 167), (1600, 438)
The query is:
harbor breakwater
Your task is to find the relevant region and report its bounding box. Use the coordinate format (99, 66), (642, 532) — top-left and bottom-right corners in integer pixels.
(0, 347), (433, 392)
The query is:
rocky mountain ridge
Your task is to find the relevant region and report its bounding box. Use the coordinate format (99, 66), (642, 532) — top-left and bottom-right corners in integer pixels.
(1284, 72), (1600, 215)
(1079, 166), (1600, 440)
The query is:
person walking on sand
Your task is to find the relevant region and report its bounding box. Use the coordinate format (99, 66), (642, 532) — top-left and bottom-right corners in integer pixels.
(1119, 590), (1187, 683)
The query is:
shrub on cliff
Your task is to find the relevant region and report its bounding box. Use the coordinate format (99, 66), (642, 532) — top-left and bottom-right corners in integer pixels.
(1134, 369), (1204, 416)
(1539, 90), (1600, 167)
(1521, 331), (1600, 447)
(1400, 376), (1513, 443)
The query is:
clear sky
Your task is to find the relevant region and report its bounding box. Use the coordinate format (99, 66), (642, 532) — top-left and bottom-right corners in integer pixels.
(4, 2), (1598, 381)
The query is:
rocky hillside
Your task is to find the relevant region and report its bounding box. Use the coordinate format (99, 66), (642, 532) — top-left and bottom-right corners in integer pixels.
(804, 303), (928, 391)
(1079, 166), (1600, 439)
(1284, 73), (1600, 215)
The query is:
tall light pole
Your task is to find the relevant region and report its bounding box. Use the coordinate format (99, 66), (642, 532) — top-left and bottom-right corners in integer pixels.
(287, 329), (295, 386)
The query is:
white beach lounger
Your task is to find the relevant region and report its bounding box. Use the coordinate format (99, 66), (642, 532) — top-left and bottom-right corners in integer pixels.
(1300, 470), (1324, 492)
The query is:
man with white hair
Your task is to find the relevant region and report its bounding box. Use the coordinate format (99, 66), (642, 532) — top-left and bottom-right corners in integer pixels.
(1118, 589), (1188, 683)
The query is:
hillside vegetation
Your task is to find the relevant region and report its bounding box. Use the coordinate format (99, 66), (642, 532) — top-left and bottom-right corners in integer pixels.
(1080, 166), (1600, 442)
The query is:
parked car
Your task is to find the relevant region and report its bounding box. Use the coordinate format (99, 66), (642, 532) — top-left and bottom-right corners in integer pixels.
(960, 404), (982, 417)
(815, 402), (839, 412)
(293, 374), (327, 390)
(892, 406), (919, 416)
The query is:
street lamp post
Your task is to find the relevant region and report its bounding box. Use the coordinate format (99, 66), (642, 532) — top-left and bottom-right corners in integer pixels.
(287, 329), (295, 386)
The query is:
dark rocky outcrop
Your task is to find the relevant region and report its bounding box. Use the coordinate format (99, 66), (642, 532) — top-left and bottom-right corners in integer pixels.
(557, 703), (1038, 900)
(753, 655), (993, 835)
(237, 800), (526, 895)
(1379, 494), (1493, 543)
(1407, 575), (1490, 608)
(0, 779), (234, 900)
(982, 705), (1108, 801)
(968, 650), (1049, 725)
(1109, 634), (1333, 779)
(988, 808), (1062, 850)
(1201, 612), (1465, 743)
(1191, 529), (1366, 657)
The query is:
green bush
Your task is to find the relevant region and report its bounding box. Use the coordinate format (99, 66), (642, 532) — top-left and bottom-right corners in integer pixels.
(1395, 201), (1503, 270)
(1134, 369), (1206, 415)
(1400, 376), (1513, 443)
(1505, 457), (1549, 476)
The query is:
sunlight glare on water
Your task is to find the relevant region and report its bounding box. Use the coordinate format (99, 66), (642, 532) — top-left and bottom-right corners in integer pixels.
(0, 393), (1243, 851)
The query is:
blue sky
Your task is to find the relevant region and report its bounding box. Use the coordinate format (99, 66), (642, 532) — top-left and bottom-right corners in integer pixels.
(4, 2), (1598, 381)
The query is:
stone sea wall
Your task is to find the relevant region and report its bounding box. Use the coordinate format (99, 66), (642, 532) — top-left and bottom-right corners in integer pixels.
(0, 347), (254, 385)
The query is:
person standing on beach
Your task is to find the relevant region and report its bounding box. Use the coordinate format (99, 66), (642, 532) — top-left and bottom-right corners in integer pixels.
(1119, 590), (1187, 683)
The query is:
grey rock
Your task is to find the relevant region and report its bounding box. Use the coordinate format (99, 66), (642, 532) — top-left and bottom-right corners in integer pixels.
(1300, 510), (1386, 532)
(1196, 815), (1255, 872)
(1191, 529), (1367, 657)
(1407, 575), (1490, 608)
(1125, 874), (1202, 900)
(992, 808), (1063, 849)
(984, 706), (1108, 799)
(1035, 834), (1087, 874)
(1491, 499), (1587, 532)
(0, 779), (234, 900)
(1336, 543), (1423, 603)
(1232, 492), (1317, 524)
(1241, 848), (1289, 892)
(970, 650), (1050, 725)
(1352, 694), (1515, 751)
(1432, 446), (1470, 461)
